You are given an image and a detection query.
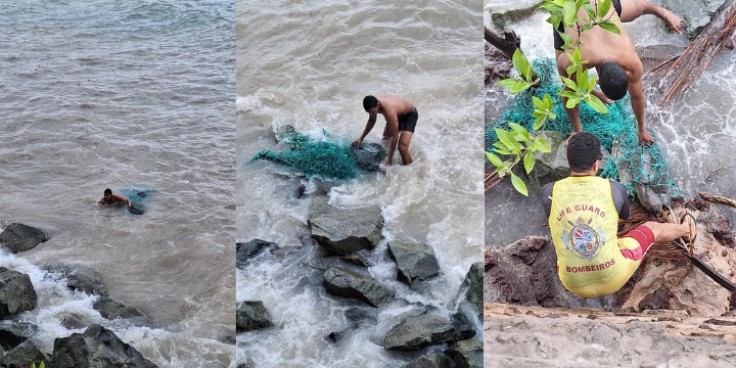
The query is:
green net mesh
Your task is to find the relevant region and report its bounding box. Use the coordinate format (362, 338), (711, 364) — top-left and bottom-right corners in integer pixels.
(485, 58), (679, 197)
(253, 125), (387, 180)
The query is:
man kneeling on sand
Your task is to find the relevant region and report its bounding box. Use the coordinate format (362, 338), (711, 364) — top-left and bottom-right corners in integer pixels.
(542, 133), (694, 298)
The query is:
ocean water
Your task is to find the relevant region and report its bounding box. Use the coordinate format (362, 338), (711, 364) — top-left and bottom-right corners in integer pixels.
(236, 0), (484, 366)
(0, 1), (235, 367)
(485, 2), (736, 245)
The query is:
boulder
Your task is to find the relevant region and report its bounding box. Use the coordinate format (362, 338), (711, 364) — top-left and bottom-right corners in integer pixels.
(309, 196), (383, 255)
(636, 185), (665, 214)
(456, 263), (484, 321)
(1, 340), (49, 368)
(382, 311), (456, 351)
(0, 268), (37, 319)
(52, 324), (158, 368)
(485, 237), (578, 308)
(43, 264), (107, 296)
(344, 307), (377, 328)
(0, 321), (38, 350)
(236, 239), (277, 269)
(323, 267), (393, 307)
(450, 310), (477, 344)
(447, 339), (483, 368)
(403, 355), (453, 368)
(660, 0), (729, 38)
(487, 0), (543, 28)
(388, 242), (440, 286)
(236, 301), (273, 332)
(0, 223), (48, 254)
(93, 297), (148, 323)
(60, 316), (86, 330)
(485, 43), (512, 86)
(351, 142), (387, 172)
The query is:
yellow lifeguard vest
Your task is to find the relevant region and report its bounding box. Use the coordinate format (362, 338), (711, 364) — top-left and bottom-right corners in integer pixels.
(548, 176), (622, 294)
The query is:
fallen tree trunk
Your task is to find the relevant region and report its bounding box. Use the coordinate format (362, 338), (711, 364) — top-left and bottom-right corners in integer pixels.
(647, 0), (736, 106)
(484, 27), (521, 59)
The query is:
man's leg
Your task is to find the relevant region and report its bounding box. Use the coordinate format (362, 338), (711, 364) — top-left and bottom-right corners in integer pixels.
(642, 221), (691, 243)
(618, 0), (683, 32)
(398, 131), (413, 165)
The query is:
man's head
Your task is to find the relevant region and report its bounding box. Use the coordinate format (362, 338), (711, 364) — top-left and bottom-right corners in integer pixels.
(567, 132), (602, 173)
(598, 62), (628, 100)
(103, 188), (112, 199)
(363, 95), (378, 113)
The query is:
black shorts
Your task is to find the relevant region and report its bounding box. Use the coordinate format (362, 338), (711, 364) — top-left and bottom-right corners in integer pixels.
(398, 108), (418, 133)
(553, 0), (622, 50)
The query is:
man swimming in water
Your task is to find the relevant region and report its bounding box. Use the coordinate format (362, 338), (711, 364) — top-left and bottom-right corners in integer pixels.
(554, 0), (683, 145)
(542, 132), (694, 298)
(97, 188), (132, 208)
(354, 95), (417, 165)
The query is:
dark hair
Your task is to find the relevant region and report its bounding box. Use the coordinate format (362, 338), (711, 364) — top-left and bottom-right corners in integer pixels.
(363, 95), (378, 111)
(567, 132), (602, 172)
(104, 188), (112, 195)
(599, 62), (628, 100)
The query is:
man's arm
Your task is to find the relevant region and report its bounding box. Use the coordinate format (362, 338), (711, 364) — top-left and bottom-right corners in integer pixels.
(384, 111), (399, 165)
(355, 113), (377, 146)
(610, 181), (631, 220)
(627, 60), (653, 145)
(556, 52), (584, 134)
(541, 183), (554, 218)
(113, 194), (132, 207)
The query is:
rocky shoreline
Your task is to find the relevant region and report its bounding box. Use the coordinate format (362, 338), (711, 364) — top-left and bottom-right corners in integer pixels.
(0, 223), (158, 367)
(237, 185), (483, 368)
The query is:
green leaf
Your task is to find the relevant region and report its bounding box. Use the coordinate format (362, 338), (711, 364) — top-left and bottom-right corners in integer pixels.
(543, 94), (554, 109)
(597, 0), (612, 18)
(533, 116), (547, 130)
(532, 96), (545, 110)
(560, 77), (579, 91)
(510, 172), (529, 196)
(565, 97), (581, 108)
(586, 95), (609, 114)
(485, 151), (503, 167)
(508, 122), (531, 142)
(495, 129), (518, 153)
(512, 49), (534, 81)
(598, 21), (620, 34)
(563, 0), (577, 27)
(535, 137), (552, 153)
(583, 3), (595, 20)
(523, 150), (536, 174)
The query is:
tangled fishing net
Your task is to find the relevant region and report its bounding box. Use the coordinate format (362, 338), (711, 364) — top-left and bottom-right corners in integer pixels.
(486, 58), (679, 197)
(254, 125), (387, 180)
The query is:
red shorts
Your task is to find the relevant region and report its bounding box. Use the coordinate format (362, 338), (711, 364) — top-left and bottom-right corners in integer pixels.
(619, 225), (655, 261)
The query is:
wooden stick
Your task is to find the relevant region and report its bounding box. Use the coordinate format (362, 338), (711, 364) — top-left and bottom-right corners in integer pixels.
(699, 191), (736, 208)
(484, 26), (520, 59)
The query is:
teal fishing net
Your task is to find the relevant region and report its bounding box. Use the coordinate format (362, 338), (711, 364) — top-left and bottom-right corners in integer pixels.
(486, 58), (679, 197)
(118, 186), (154, 215)
(253, 125), (387, 180)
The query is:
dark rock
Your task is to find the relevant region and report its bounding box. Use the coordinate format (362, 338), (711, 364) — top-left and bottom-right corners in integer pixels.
(636, 185), (664, 214)
(236, 239), (277, 269)
(382, 311), (456, 351)
(93, 297), (148, 323)
(485, 237), (579, 308)
(388, 242), (440, 286)
(325, 331), (344, 344)
(236, 301), (273, 332)
(0, 321), (38, 350)
(309, 196), (383, 255)
(52, 324), (158, 368)
(0, 223), (48, 254)
(0, 268), (37, 319)
(43, 264), (107, 296)
(323, 267), (393, 307)
(488, 0), (543, 28)
(457, 263), (484, 321)
(342, 252), (374, 268)
(660, 0), (729, 38)
(447, 339), (483, 368)
(450, 310), (476, 344)
(351, 142), (387, 172)
(485, 43), (512, 86)
(344, 307), (377, 328)
(60, 316), (86, 330)
(1, 340), (49, 368)
(403, 355), (453, 368)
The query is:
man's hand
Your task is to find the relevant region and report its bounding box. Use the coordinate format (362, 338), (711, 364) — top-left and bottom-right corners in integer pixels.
(638, 129), (654, 145)
(353, 138), (363, 147)
(386, 156), (393, 166)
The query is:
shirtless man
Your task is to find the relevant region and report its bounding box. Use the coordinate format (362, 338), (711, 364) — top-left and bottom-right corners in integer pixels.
(554, 0), (683, 145)
(354, 95), (417, 165)
(97, 188), (132, 208)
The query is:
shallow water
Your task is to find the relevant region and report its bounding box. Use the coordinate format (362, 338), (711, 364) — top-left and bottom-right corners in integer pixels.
(0, 1), (235, 366)
(485, 2), (736, 245)
(237, 1), (484, 366)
